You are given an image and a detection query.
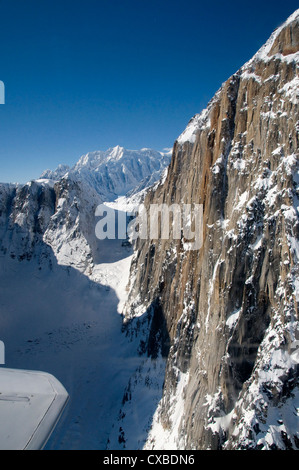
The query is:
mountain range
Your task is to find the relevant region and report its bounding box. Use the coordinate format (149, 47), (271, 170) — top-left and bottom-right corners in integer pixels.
(0, 9), (298, 450)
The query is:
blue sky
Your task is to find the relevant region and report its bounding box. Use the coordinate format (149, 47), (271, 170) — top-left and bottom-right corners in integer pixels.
(0, 0), (298, 183)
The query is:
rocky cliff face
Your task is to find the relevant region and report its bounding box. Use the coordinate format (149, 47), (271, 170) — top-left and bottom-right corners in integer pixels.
(122, 10), (299, 450)
(0, 177), (99, 274)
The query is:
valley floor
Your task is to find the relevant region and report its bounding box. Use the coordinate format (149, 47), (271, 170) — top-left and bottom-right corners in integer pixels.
(0, 236), (151, 449)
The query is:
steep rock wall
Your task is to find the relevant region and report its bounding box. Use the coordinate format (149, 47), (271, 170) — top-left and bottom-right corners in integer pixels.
(123, 10), (299, 450)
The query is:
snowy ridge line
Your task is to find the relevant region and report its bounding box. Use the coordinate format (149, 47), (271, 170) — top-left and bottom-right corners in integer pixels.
(176, 10), (299, 147)
(40, 146), (171, 202)
(242, 8), (299, 67)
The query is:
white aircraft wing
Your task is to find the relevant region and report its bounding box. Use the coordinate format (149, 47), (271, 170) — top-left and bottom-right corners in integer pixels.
(0, 368), (69, 450)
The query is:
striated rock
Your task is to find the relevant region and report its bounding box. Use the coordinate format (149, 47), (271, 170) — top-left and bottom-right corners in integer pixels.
(122, 10), (299, 450)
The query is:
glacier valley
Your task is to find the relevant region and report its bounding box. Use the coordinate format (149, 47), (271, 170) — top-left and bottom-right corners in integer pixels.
(1, 8), (299, 450)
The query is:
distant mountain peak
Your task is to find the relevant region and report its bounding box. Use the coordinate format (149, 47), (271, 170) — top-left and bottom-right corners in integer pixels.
(39, 146), (171, 201)
(40, 164), (70, 181)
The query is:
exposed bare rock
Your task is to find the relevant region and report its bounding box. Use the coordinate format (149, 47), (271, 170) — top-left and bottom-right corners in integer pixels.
(122, 9), (299, 450)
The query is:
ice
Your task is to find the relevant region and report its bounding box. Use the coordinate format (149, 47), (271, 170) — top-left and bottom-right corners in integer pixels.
(0, 146), (170, 449)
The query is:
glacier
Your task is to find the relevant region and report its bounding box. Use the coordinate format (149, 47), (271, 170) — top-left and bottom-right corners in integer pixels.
(0, 8), (298, 451)
(0, 146), (170, 449)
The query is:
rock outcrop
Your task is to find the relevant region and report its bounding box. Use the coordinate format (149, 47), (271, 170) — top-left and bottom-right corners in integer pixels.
(123, 10), (299, 450)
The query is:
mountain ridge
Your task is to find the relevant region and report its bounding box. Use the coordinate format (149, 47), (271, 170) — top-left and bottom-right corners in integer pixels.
(0, 146), (171, 275)
(40, 146), (171, 202)
(0, 9), (298, 450)
(114, 9), (299, 450)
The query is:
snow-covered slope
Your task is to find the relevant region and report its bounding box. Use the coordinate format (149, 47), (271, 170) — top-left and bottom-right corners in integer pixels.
(0, 146), (170, 276)
(0, 145), (171, 449)
(1, 9), (298, 452)
(41, 146), (171, 202)
(0, 234), (138, 449)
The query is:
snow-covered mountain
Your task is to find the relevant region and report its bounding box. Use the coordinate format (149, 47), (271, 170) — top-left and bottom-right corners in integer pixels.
(0, 146), (170, 275)
(0, 145), (171, 449)
(109, 9), (299, 450)
(41, 146), (171, 202)
(0, 8), (298, 451)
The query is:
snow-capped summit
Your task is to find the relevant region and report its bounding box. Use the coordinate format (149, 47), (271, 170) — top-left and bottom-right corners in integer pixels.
(40, 146), (171, 201)
(0, 8), (298, 452)
(177, 9), (299, 147)
(41, 164), (70, 181)
(0, 145), (171, 275)
(74, 146), (125, 169)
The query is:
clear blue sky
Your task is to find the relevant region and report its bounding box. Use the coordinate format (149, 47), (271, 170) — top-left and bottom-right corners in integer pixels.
(0, 0), (298, 183)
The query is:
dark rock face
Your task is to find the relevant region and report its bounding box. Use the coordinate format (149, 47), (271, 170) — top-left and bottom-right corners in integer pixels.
(0, 181), (56, 261)
(123, 11), (299, 449)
